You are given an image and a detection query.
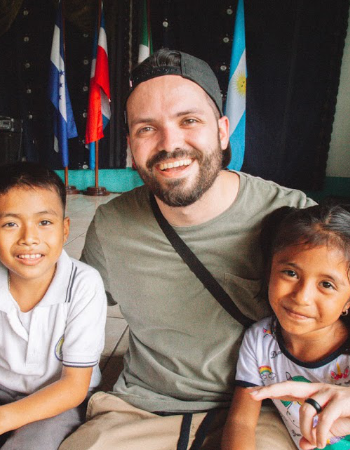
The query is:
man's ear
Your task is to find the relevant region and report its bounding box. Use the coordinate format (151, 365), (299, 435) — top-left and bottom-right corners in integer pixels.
(218, 116), (230, 150)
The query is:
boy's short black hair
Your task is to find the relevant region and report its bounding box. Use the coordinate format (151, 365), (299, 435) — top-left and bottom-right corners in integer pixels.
(0, 162), (66, 212)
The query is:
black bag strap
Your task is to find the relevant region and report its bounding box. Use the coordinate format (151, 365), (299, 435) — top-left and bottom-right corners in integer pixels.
(149, 194), (254, 328)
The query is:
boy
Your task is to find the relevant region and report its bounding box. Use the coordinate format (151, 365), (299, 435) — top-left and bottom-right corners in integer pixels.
(0, 162), (107, 450)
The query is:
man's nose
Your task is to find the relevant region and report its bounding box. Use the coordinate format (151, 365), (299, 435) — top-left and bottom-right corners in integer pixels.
(157, 125), (183, 153)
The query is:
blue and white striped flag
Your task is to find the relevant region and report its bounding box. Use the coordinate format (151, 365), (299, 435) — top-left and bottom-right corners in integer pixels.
(225, 0), (247, 171)
(49, 0), (77, 168)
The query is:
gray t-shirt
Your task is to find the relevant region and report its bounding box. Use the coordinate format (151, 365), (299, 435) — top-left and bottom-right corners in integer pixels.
(81, 171), (315, 412)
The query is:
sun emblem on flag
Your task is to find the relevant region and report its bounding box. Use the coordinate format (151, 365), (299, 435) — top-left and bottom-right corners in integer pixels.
(234, 72), (246, 96)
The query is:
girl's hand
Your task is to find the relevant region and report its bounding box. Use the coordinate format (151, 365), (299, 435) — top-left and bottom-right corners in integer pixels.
(249, 382), (350, 449)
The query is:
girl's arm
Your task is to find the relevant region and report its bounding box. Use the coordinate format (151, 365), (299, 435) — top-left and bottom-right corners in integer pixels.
(222, 386), (262, 450)
(0, 365), (92, 435)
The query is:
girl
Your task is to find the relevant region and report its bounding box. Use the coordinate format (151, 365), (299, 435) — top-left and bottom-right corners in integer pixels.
(222, 204), (350, 450)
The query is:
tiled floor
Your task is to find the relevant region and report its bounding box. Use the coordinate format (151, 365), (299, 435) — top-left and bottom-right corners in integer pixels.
(64, 193), (128, 391)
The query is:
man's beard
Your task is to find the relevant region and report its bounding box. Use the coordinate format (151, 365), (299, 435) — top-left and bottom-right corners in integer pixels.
(134, 139), (223, 207)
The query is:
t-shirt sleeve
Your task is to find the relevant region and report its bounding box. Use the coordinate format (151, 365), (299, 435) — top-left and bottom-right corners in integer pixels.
(235, 325), (264, 388)
(61, 265), (107, 368)
(302, 195), (317, 208)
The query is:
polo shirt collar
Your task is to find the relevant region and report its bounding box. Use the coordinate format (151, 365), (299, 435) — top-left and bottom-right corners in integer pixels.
(0, 250), (75, 311)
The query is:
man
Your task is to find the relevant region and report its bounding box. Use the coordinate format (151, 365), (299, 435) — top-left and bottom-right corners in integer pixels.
(60, 49), (315, 450)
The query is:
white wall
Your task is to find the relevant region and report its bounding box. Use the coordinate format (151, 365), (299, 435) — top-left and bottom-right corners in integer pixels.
(326, 10), (350, 177)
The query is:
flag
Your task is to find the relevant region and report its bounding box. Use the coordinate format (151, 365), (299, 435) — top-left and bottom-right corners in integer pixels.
(85, 1), (111, 170)
(138, 0), (152, 63)
(49, 0), (77, 168)
(126, 0), (152, 167)
(225, 0), (247, 171)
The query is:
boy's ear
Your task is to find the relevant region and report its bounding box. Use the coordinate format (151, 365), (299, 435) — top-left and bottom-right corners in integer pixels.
(63, 217), (70, 243)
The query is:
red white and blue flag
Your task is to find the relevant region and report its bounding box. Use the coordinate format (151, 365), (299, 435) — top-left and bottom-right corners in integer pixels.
(49, 0), (77, 168)
(85, 1), (111, 170)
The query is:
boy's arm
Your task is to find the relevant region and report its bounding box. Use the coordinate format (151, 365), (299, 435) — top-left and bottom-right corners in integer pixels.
(222, 386), (262, 450)
(0, 366), (92, 435)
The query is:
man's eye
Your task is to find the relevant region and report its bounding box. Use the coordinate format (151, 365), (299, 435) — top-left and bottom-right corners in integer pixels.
(183, 118), (198, 125)
(40, 220), (52, 226)
(137, 126), (153, 134)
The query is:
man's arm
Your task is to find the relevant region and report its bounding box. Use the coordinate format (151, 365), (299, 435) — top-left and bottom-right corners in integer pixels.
(250, 381), (350, 449)
(81, 215), (116, 305)
(222, 386), (261, 450)
(0, 366), (92, 435)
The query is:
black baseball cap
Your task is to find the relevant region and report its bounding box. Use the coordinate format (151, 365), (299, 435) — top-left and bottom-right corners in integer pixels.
(126, 50), (223, 116)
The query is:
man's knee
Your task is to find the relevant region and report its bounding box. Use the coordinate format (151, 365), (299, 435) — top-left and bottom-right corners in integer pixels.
(256, 409), (296, 450)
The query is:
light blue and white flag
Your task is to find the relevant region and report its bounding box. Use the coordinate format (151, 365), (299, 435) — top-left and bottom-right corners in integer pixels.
(49, 0), (77, 168)
(225, 0), (247, 171)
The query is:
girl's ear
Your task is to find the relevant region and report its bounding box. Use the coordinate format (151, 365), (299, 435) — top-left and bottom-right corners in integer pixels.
(342, 300), (350, 315)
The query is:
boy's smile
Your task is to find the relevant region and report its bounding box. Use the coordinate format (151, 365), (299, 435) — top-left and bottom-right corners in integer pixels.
(0, 186), (69, 297)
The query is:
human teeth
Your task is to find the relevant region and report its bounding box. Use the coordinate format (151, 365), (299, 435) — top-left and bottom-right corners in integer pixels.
(159, 159), (192, 171)
(18, 254), (42, 259)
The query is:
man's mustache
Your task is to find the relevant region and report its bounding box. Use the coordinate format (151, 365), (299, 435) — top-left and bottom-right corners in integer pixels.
(146, 149), (202, 170)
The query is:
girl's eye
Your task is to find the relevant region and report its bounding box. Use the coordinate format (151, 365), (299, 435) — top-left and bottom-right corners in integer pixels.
(282, 270), (297, 278)
(320, 281), (335, 290)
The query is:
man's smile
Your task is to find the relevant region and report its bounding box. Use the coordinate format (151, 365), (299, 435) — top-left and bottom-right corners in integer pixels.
(158, 158), (192, 171)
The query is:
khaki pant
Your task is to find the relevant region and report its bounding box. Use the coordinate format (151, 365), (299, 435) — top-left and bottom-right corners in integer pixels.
(59, 392), (296, 450)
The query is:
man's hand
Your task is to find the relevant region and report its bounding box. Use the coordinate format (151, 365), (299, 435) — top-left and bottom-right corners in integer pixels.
(249, 381), (350, 449)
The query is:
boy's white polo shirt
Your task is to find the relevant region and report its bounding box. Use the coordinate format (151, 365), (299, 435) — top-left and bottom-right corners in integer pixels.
(0, 250), (107, 394)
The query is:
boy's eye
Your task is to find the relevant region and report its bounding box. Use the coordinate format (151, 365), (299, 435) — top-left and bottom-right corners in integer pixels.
(3, 222), (17, 228)
(39, 220), (52, 226)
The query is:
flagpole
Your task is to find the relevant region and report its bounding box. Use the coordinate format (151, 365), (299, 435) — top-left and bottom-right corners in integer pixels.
(84, 0), (109, 196)
(147, 0), (151, 50)
(61, 0), (79, 194)
(64, 167), (79, 194)
(95, 140), (99, 188)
